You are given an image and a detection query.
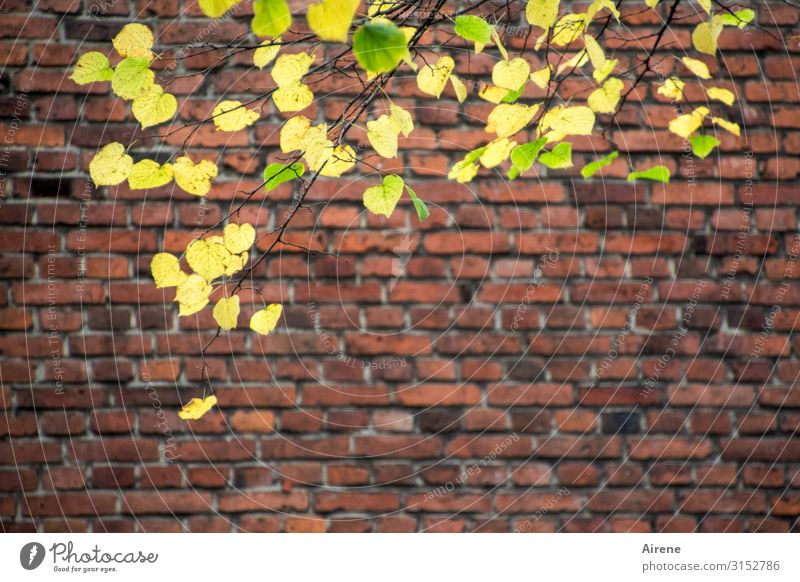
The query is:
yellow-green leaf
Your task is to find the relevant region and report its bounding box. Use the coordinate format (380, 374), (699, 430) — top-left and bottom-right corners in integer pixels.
(363, 174), (404, 217)
(539, 105), (596, 136)
(692, 18), (722, 55)
(367, 115), (398, 158)
(486, 103), (539, 138)
(273, 82), (314, 112)
(529, 66), (551, 89)
(657, 77), (685, 101)
(587, 77), (624, 114)
(252, 0), (291, 38)
(280, 115), (312, 152)
(111, 57), (154, 100)
(128, 159), (174, 190)
(112, 23), (154, 61)
(186, 238), (231, 282)
(223, 223), (256, 254)
(318, 145), (356, 177)
(178, 395), (217, 420)
(417, 56), (455, 98)
(150, 253), (187, 288)
(271, 52), (315, 87)
(307, 0), (359, 42)
(668, 107), (709, 139)
(711, 116), (740, 136)
(706, 87), (735, 106)
(174, 156), (218, 197)
(450, 75), (468, 102)
(681, 56), (711, 79)
(199, 0), (239, 18)
(70, 52), (113, 85)
(526, 0), (560, 31)
(551, 13), (586, 47)
(250, 303), (283, 335)
(89, 142), (133, 187)
(213, 295), (240, 331)
(254, 39), (281, 69)
(479, 137), (516, 168)
(132, 85), (177, 128)
(213, 100), (260, 131)
(492, 58), (530, 91)
(175, 274), (213, 316)
(388, 103), (414, 137)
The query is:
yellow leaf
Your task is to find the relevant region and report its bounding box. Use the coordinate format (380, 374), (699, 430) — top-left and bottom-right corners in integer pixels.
(657, 77), (685, 101)
(486, 103), (539, 138)
(692, 19), (722, 55)
(319, 144), (357, 177)
(416, 56), (455, 98)
(479, 137), (516, 168)
(223, 223), (256, 254)
(213, 295), (240, 331)
(681, 56), (711, 79)
(363, 174), (404, 218)
(587, 77), (624, 114)
(132, 85), (177, 128)
(89, 142), (133, 187)
(250, 304), (283, 335)
(669, 107), (709, 139)
(492, 58), (530, 91)
(587, 0), (620, 21)
(539, 105), (596, 136)
(174, 156), (218, 197)
(128, 159), (174, 190)
(280, 115), (312, 152)
(307, 0), (359, 42)
(150, 253), (187, 288)
(199, 0), (239, 18)
(706, 87), (735, 106)
(529, 66), (551, 89)
(273, 82), (314, 112)
(388, 103), (414, 137)
(299, 124), (332, 170)
(254, 39), (281, 69)
(271, 52), (315, 87)
(477, 84), (511, 104)
(583, 35), (606, 70)
(551, 13), (586, 47)
(70, 52), (113, 85)
(186, 238), (231, 282)
(711, 116), (740, 136)
(224, 251), (248, 277)
(213, 100), (260, 131)
(592, 58), (617, 83)
(178, 395), (217, 420)
(526, 0), (560, 31)
(112, 23), (154, 61)
(555, 50), (589, 76)
(450, 75), (468, 102)
(175, 274), (213, 315)
(367, 115), (398, 158)
(697, 0), (711, 14)
(448, 159), (480, 183)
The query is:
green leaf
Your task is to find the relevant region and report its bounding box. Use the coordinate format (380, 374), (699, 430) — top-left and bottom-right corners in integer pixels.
(500, 83), (526, 104)
(70, 52), (114, 85)
(581, 150), (619, 179)
(453, 15), (493, 52)
(719, 9), (755, 28)
(264, 162), (305, 191)
(111, 57), (154, 100)
(627, 165), (671, 183)
(353, 21), (408, 74)
(252, 0), (291, 38)
(538, 142), (573, 169)
(363, 174), (404, 217)
(690, 135), (720, 159)
(507, 137), (547, 180)
(404, 183), (429, 222)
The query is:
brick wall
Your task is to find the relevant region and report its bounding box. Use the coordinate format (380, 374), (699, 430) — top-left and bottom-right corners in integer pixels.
(2, 0), (800, 532)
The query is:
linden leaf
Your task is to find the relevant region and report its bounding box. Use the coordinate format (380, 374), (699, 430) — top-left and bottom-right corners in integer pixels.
(492, 58), (530, 91)
(367, 115), (398, 158)
(298, 124), (333, 170)
(480, 137), (516, 168)
(111, 57), (154, 100)
(719, 9), (755, 29)
(580, 150), (619, 179)
(690, 135), (720, 159)
(507, 137), (548, 179)
(223, 223), (256, 254)
(668, 107), (709, 139)
(173, 156), (218, 197)
(186, 238), (231, 282)
(213, 100), (260, 131)
(252, 0), (291, 38)
(478, 83), (512, 104)
(526, 0), (560, 31)
(89, 142), (133, 187)
(530, 66), (551, 89)
(692, 18), (723, 56)
(538, 142), (573, 169)
(657, 77), (685, 101)
(318, 145), (357, 177)
(213, 295), (240, 331)
(112, 23), (154, 61)
(592, 58), (617, 83)
(681, 56), (711, 79)
(271, 52), (315, 87)
(583, 35), (606, 70)
(175, 274), (213, 315)
(405, 183), (430, 222)
(388, 103), (414, 137)
(353, 20), (408, 74)
(273, 82), (314, 112)
(454, 15), (493, 53)
(711, 116), (740, 136)
(132, 85), (177, 128)
(450, 75), (468, 103)
(178, 395), (218, 420)
(254, 39), (281, 69)
(555, 51), (589, 76)
(250, 304), (283, 335)
(150, 253), (188, 288)
(587, 77), (624, 114)
(199, 0), (240, 18)
(551, 13), (586, 47)
(363, 174), (404, 218)
(539, 105), (596, 136)
(280, 116), (312, 152)
(627, 166), (671, 183)
(128, 159), (174, 189)
(263, 162), (305, 191)
(448, 159), (480, 183)
(417, 56), (455, 98)
(307, 0), (359, 42)
(706, 87), (735, 106)
(70, 52), (114, 85)
(486, 103), (539, 138)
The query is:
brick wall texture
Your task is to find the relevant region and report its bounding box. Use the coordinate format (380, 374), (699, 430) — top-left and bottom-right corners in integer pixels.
(2, 0), (800, 533)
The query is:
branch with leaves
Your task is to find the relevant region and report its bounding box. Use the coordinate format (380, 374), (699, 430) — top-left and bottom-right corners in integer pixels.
(69, 0), (755, 419)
